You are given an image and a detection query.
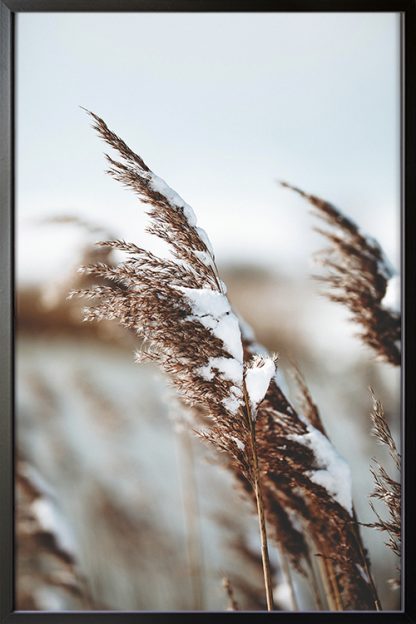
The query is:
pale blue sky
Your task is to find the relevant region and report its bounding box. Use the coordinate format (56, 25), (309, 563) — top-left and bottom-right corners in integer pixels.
(17, 12), (401, 282)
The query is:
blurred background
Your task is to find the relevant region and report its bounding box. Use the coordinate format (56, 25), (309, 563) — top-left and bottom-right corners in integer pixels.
(16, 12), (401, 610)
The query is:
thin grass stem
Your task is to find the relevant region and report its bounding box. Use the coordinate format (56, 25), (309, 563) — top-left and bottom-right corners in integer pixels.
(242, 382), (274, 611)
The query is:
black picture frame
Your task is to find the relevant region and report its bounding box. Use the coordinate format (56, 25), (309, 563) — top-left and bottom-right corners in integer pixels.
(1, 2), (415, 622)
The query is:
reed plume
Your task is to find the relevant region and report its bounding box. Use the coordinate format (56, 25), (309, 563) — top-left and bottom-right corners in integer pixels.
(250, 352), (381, 610)
(280, 182), (401, 366)
(71, 110), (276, 609)
(71, 113), (381, 610)
(367, 391), (401, 565)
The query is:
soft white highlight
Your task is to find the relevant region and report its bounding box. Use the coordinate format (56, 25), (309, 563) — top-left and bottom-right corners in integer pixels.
(288, 424), (353, 514)
(148, 171), (197, 226)
(178, 287), (243, 364)
(382, 274), (400, 314)
(244, 355), (277, 419)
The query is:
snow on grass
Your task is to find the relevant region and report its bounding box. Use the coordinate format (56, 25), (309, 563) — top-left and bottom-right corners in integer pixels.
(178, 287), (243, 364)
(31, 497), (77, 556)
(356, 563), (370, 584)
(222, 394), (243, 414)
(192, 249), (214, 266)
(244, 356), (277, 419)
(199, 357), (242, 384)
(195, 226), (214, 255)
(178, 288), (280, 418)
(148, 172), (197, 227)
(178, 286), (244, 414)
(230, 435), (246, 452)
(288, 424), (353, 514)
(382, 274), (400, 314)
(147, 173), (217, 269)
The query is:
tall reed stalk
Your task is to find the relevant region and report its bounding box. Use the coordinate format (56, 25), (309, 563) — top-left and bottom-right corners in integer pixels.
(242, 382), (274, 610)
(177, 428), (205, 610)
(71, 112), (383, 611)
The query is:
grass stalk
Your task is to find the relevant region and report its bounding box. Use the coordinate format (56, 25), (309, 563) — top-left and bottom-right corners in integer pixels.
(316, 556), (337, 611)
(242, 383), (274, 611)
(281, 552), (299, 611)
(177, 428), (204, 610)
(326, 559), (343, 610)
(352, 509), (382, 611)
(308, 559), (324, 611)
(75, 113), (387, 611)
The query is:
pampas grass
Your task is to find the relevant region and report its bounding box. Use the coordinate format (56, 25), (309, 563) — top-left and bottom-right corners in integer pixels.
(367, 391), (401, 564)
(281, 182), (401, 366)
(67, 112), (397, 611)
(71, 110), (276, 609)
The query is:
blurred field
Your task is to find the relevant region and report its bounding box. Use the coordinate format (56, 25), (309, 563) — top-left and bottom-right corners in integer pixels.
(16, 227), (400, 610)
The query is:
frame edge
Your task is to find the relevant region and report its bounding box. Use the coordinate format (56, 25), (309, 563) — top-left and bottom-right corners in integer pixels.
(0, 2), (14, 623)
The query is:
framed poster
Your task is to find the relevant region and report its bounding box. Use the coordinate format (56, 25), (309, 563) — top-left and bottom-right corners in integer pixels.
(1, 1), (415, 622)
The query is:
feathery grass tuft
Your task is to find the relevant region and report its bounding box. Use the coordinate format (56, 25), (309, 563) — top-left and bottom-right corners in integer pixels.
(72, 110), (276, 609)
(367, 390), (401, 565)
(71, 113), (383, 611)
(280, 182), (401, 366)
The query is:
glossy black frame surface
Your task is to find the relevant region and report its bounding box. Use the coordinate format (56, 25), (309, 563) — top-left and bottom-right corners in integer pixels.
(1, 1), (415, 622)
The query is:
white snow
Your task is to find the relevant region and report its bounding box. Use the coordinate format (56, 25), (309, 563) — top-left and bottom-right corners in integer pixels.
(288, 424), (353, 514)
(195, 227), (214, 255)
(382, 274), (400, 314)
(218, 280), (228, 294)
(244, 356), (277, 418)
(31, 498), (77, 556)
(222, 395), (243, 415)
(148, 171), (197, 226)
(177, 287), (243, 363)
(230, 435), (246, 452)
(147, 172), (218, 273)
(177, 286), (245, 414)
(356, 563), (370, 584)
(199, 357), (242, 385)
(178, 286), (230, 316)
(192, 249), (213, 266)
(274, 580), (294, 611)
(189, 229), (216, 269)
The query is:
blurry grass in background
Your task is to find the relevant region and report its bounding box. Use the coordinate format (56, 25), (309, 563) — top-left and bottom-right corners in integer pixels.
(16, 210), (400, 609)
